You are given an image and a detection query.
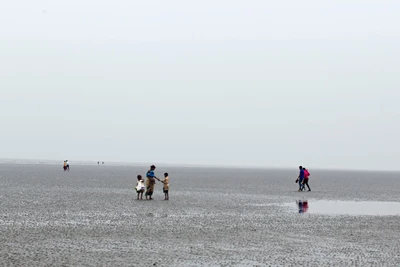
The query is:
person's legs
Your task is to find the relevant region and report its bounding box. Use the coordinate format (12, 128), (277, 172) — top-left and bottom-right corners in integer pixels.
(299, 179), (304, 191)
(148, 183), (154, 200)
(304, 179), (311, 191)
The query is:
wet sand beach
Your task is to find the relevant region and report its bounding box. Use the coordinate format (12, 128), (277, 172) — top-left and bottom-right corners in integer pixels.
(1, 164), (400, 266)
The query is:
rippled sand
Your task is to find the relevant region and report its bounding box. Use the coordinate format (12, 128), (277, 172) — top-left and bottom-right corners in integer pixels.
(1, 164), (400, 266)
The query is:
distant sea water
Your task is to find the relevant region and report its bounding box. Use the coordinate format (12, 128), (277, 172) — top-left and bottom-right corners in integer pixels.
(1, 163), (400, 266)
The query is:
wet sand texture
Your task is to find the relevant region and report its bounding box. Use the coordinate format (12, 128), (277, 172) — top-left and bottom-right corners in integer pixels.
(1, 164), (400, 266)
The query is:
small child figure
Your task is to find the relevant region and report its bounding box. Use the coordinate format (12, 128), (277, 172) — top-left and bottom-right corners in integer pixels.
(135, 175), (145, 200)
(159, 173), (169, 200)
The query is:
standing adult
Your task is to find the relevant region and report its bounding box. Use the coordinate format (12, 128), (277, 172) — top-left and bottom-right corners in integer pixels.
(145, 165), (158, 200)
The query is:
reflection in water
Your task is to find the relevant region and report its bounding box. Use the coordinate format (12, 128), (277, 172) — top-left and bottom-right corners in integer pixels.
(296, 200), (309, 213)
(291, 201), (400, 216)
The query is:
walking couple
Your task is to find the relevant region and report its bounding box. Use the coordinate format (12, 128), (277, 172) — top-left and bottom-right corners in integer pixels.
(296, 166), (311, 191)
(135, 165), (169, 200)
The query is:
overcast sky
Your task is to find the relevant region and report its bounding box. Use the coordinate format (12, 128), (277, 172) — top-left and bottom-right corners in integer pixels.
(1, 0), (399, 170)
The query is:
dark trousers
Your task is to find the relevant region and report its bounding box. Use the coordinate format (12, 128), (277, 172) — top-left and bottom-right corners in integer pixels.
(303, 178), (311, 190)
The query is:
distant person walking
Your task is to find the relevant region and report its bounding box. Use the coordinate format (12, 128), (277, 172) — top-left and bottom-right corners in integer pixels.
(296, 166), (305, 191)
(145, 165), (158, 200)
(302, 167), (311, 191)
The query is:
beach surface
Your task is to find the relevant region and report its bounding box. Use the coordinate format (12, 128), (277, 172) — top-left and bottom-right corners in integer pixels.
(1, 163), (400, 266)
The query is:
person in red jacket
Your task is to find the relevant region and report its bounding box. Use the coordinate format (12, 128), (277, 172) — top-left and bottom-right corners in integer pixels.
(302, 167), (311, 191)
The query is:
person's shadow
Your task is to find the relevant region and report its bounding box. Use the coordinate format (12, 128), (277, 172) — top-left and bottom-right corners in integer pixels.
(296, 200), (309, 213)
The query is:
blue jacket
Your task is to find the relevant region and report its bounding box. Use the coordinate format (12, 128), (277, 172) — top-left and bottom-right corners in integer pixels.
(299, 169), (305, 179)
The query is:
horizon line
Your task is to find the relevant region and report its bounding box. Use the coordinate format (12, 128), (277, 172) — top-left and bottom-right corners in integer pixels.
(0, 157), (399, 173)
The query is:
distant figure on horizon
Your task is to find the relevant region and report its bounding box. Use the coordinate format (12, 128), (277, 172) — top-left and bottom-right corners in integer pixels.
(98, 161), (99, 165)
(66, 160), (70, 171)
(63, 161), (67, 171)
(302, 167), (311, 191)
(145, 165), (158, 200)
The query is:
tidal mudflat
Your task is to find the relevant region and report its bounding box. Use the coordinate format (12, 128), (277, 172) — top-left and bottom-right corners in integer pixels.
(1, 164), (399, 266)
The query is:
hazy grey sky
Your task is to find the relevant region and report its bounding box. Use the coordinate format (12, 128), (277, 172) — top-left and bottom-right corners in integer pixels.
(1, 0), (399, 170)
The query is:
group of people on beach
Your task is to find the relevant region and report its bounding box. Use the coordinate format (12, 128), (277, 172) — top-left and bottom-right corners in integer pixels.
(135, 165), (169, 200)
(61, 161), (308, 196)
(296, 166), (311, 191)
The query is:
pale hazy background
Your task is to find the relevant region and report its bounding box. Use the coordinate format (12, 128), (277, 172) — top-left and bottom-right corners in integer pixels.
(1, 0), (399, 170)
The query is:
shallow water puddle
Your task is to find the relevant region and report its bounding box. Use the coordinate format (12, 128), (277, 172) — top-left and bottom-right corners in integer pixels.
(286, 200), (400, 216)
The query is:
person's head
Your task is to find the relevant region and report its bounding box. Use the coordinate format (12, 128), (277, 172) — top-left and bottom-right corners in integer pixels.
(299, 166), (303, 170)
(137, 175), (142, 180)
(150, 165), (156, 170)
(164, 172), (168, 177)
(303, 167), (306, 170)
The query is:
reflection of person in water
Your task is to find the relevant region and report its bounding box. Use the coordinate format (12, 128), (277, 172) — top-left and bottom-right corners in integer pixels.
(302, 201), (309, 213)
(296, 200), (309, 213)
